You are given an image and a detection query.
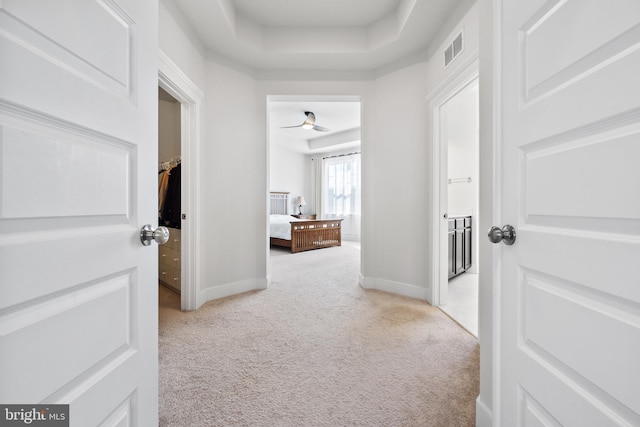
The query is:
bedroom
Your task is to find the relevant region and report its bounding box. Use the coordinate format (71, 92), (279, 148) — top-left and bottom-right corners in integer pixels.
(268, 99), (362, 254)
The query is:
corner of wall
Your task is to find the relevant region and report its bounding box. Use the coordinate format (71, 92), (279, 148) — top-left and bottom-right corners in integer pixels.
(197, 278), (268, 309)
(359, 276), (430, 301)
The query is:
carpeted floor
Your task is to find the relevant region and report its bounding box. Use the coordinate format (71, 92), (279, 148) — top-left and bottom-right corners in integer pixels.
(159, 242), (479, 426)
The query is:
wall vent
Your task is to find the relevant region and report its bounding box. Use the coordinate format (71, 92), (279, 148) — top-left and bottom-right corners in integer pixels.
(444, 31), (464, 68)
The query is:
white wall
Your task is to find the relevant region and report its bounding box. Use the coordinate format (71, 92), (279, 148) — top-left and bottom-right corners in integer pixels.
(159, 0), (483, 324)
(425, 1), (480, 95)
(158, 99), (181, 162)
(363, 62), (431, 299)
(199, 60), (267, 302)
(159, 0), (206, 90)
(445, 82), (479, 219)
(269, 147), (309, 214)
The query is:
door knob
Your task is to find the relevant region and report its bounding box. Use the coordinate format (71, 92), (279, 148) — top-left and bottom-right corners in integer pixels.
(140, 225), (170, 246)
(488, 225), (516, 245)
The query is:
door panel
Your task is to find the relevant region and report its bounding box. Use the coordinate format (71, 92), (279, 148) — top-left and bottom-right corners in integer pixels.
(455, 229), (464, 274)
(448, 229), (455, 279)
(0, 111), (132, 234)
(463, 226), (471, 270)
(499, 0), (640, 425)
(0, 0), (157, 425)
(1, 274), (132, 403)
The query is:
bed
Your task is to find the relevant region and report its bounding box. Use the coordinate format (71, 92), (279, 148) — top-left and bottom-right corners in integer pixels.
(269, 192), (343, 253)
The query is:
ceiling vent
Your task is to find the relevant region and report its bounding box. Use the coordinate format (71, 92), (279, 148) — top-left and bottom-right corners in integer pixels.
(444, 31), (464, 68)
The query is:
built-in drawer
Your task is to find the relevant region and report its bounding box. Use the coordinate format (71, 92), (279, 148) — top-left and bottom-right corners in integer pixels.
(166, 228), (181, 250)
(159, 264), (180, 292)
(448, 219), (455, 231)
(159, 245), (180, 269)
(464, 217), (472, 228)
(455, 218), (465, 229)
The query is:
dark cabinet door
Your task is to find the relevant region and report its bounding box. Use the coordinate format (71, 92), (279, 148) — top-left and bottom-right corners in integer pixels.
(448, 230), (455, 279)
(448, 216), (472, 280)
(464, 226), (472, 270)
(455, 229), (464, 274)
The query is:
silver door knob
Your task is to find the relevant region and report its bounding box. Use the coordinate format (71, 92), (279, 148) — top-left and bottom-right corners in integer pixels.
(488, 225), (516, 245)
(140, 225), (170, 246)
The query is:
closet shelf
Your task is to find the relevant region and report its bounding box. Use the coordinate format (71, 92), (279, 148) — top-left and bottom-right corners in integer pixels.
(159, 156), (181, 171)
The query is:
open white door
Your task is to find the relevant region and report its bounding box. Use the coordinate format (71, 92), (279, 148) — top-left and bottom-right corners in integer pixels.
(0, 1), (158, 425)
(496, 0), (640, 425)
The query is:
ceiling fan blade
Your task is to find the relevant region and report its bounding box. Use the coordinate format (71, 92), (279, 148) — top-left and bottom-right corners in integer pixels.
(312, 124), (330, 132)
(280, 124), (304, 129)
(280, 111), (329, 131)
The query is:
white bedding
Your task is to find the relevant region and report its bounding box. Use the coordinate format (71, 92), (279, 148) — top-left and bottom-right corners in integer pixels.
(269, 214), (305, 240)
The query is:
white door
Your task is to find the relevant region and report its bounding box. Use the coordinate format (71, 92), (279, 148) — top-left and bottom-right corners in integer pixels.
(0, 1), (158, 425)
(497, 0), (640, 425)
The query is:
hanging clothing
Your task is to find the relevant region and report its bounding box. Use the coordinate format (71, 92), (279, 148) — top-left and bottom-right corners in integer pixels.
(161, 164), (181, 228)
(158, 169), (171, 218)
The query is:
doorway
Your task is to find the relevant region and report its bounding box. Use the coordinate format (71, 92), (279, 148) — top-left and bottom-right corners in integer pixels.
(158, 52), (203, 311)
(428, 55), (479, 335)
(438, 78), (479, 336)
(158, 87), (182, 298)
(266, 96), (362, 271)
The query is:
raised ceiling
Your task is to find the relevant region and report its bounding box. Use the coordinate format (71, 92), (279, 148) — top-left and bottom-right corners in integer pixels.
(169, 0), (469, 154)
(172, 0), (466, 73)
(269, 99), (361, 154)
(232, 0), (400, 28)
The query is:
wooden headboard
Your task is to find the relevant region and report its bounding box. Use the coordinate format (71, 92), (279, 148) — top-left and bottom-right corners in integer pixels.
(270, 192), (289, 215)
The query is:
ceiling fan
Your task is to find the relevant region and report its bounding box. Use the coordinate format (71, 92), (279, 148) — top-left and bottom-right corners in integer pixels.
(281, 111), (330, 132)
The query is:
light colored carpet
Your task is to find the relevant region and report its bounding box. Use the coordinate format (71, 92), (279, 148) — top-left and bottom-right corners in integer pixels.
(159, 242), (479, 426)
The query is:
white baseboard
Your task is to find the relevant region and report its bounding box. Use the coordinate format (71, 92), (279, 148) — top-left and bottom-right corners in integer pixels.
(476, 397), (492, 427)
(359, 275), (429, 301)
(197, 278), (268, 308)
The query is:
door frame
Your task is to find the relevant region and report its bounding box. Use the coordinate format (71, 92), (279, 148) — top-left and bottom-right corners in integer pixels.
(158, 50), (203, 311)
(427, 54), (479, 306)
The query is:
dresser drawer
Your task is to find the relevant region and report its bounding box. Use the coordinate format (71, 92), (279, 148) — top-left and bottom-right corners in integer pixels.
(159, 264), (180, 292)
(166, 228), (181, 250)
(159, 245), (180, 269)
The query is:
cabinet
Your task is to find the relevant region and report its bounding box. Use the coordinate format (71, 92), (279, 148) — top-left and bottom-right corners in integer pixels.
(448, 216), (472, 279)
(159, 227), (181, 293)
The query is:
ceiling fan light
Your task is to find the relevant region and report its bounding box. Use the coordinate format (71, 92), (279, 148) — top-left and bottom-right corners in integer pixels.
(302, 123), (313, 130)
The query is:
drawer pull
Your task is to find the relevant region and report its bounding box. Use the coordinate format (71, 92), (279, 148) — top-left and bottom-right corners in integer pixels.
(173, 258), (179, 262)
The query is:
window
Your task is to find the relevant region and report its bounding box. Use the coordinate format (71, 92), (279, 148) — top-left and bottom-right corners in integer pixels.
(322, 153), (361, 216)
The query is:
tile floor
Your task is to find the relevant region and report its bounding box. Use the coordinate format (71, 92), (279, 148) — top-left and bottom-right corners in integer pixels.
(439, 273), (478, 337)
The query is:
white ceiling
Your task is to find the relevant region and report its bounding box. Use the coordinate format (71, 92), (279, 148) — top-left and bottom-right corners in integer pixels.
(232, 0), (400, 28)
(169, 0), (467, 153)
(269, 100), (361, 154)
(171, 0), (466, 73)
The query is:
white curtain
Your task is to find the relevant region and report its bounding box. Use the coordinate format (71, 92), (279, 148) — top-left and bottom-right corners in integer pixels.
(322, 153), (361, 215)
(321, 153), (361, 241)
(310, 156), (324, 218)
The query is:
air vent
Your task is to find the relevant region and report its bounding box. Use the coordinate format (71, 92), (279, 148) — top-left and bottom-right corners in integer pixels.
(444, 31), (464, 68)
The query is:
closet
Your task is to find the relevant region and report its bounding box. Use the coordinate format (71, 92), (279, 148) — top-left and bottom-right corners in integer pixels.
(158, 87), (181, 293)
